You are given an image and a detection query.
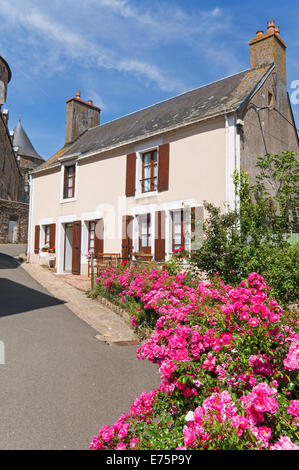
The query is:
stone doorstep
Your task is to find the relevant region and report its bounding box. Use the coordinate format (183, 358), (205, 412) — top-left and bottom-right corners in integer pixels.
(20, 262), (140, 347)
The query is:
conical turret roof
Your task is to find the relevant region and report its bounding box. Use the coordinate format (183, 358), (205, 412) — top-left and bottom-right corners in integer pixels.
(13, 120), (44, 161)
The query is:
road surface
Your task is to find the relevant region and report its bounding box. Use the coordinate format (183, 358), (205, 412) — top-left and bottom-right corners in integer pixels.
(0, 244), (159, 449)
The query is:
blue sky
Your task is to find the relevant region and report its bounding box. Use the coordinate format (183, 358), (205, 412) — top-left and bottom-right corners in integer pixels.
(1, 0), (299, 160)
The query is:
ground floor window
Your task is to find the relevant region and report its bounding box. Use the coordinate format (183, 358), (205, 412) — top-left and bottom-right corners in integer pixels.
(138, 213), (151, 254)
(88, 221), (95, 251)
(172, 209), (185, 252)
(44, 225), (50, 246)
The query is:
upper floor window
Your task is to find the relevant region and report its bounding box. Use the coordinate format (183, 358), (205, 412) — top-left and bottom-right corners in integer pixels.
(141, 150), (158, 193)
(125, 144), (169, 198)
(63, 164), (76, 199)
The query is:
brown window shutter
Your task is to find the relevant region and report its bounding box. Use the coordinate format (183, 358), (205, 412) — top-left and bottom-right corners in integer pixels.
(34, 225), (40, 254)
(72, 165), (76, 198)
(49, 224), (56, 248)
(122, 215), (133, 260)
(126, 153), (136, 197)
(191, 207), (204, 251)
(158, 144), (169, 192)
(94, 219), (104, 257)
(155, 211), (166, 261)
(63, 166), (68, 199)
(72, 221), (82, 275)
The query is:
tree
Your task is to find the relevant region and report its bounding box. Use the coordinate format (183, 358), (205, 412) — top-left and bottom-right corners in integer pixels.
(254, 151), (299, 233)
(190, 152), (299, 305)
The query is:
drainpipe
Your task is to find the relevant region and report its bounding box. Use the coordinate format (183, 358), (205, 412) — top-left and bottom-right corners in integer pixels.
(225, 113), (237, 212)
(27, 173), (34, 260)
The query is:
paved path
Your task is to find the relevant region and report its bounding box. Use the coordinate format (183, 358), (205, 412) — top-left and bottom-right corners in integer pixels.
(0, 245), (160, 449)
(22, 263), (138, 345)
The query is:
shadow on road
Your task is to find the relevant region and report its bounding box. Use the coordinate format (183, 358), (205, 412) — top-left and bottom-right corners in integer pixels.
(0, 278), (65, 317)
(0, 253), (20, 270)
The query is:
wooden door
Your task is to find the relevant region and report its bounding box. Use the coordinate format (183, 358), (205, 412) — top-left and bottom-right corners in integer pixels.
(155, 211), (166, 261)
(34, 225), (40, 254)
(94, 219), (104, 257)
(122, 215), (133, 260)
(72, 221), (81, 275)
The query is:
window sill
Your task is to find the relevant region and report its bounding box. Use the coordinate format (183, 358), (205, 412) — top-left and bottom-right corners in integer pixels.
(134, 191), (158, 200)
(60, 197), (77, 204)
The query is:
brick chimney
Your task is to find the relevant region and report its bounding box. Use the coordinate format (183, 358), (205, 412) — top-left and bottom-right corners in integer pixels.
(65, 91), (101, 146)
(249, 20), (287, 85)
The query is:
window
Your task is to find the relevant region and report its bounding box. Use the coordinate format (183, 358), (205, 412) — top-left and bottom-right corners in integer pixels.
(2, 149), (6, 173)
(172, 210), (185, 252)
(63, 164), (76, 199)
(88, 221), (95, 251)
(138, 214), (151, 253)
(45, 225), (50, 245)
(141, 150), (158, 193)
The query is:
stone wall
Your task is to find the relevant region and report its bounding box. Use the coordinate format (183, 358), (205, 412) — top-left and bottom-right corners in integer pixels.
(0, 112), (24, 202)
(0, 199), (29, 244)
(239, 70), (299, 187)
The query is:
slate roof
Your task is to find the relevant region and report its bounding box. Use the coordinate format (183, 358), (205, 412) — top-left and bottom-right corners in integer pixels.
(13, 120), (44, 161)
(38, 64), (273, 171)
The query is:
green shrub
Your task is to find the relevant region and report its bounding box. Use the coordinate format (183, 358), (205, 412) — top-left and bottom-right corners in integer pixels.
(190, 152), (299, 307)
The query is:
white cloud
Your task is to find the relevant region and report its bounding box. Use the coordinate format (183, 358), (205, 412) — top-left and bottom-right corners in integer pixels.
(0, 0), (183, 92)
(0, 0), (243, 97)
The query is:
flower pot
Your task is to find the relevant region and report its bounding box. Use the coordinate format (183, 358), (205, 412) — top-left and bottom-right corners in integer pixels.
(48, 254), (56, 268)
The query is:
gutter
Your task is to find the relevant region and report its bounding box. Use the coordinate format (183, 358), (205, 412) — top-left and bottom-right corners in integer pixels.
(31, 110), (234, 176)
(27, 174), (34, 261)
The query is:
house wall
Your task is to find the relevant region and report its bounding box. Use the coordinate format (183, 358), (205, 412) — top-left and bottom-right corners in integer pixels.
(240, 70), (299, 185)
(29, 116), (227, 273)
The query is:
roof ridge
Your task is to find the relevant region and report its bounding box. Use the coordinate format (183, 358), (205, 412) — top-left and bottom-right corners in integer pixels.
(86, 65), (270, 133)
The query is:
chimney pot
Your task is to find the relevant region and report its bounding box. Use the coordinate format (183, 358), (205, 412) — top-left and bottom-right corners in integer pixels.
(88, 100), (93, 105)
(76, 91), (81, 99)
(267, 19), (275, 35)
(250, 20), (287, 85)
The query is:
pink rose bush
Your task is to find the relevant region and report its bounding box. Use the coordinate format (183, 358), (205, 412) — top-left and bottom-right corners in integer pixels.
(90, 266), (299, 450)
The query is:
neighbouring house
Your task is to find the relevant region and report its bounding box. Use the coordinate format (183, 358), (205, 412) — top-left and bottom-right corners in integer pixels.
(28, 20), (299, 275)
(0, 55), (43, 244)
(0, 56), (27, 243)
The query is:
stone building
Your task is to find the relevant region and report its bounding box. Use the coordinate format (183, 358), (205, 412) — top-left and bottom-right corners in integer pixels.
(0, 55), (42, 244)
(12, 119), (44, 202)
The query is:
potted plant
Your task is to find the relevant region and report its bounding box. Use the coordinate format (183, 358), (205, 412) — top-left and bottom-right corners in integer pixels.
(48, 247), (56, 268)
(172, 246), (189, 259)
(41, 245), (49, 252)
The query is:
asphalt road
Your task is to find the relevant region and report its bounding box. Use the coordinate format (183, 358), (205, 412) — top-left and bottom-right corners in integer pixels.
(0, 245), (160, 449)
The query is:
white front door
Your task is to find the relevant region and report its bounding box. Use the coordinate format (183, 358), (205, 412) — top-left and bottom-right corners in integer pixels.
(8, 220), (18, 243)
(64, 224), (73, 273)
